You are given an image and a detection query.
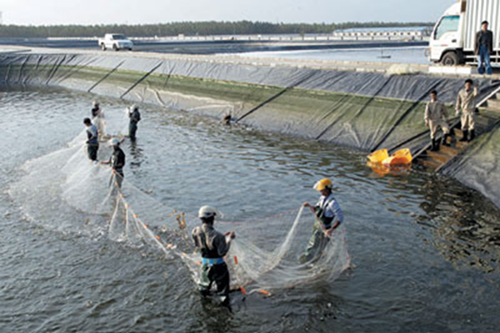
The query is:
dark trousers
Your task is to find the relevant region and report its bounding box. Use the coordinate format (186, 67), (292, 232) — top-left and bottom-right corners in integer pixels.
(87, 143), (99, 161)
(302, 221), (330, 263)
(129, 122), (138, 141)
(199, 262), (230, 299)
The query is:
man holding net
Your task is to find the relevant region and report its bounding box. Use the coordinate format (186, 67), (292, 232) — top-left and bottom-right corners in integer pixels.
(192, 206), (236, 305)
(100, 138), (126, 189)
(128, 105), (141, 142)
(301, 178), (343, 263)
(91, 100), (106, 140)
(83, 118), (99, 162)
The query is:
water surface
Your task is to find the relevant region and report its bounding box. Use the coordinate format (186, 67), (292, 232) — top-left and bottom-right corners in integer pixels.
(0, 87), (498, 332)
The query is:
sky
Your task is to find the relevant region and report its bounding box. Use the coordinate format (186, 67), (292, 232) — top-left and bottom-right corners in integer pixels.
(1, 0), (454, 25)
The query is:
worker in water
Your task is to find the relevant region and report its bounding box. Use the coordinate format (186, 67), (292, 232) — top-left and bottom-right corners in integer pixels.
(456, 79), (479, 142)
(425, 90), (452, 151)
(91, 100), (101, 118)
(222, 114), (232, 126)
(192, 206), (236, 305)
(83, 118), (99, 161)
(100, 138), (126, 188)
(128, 105), (141, 142)
(301, 178), (343, 263)
(475, 21), (494, 75)
(91, 100), (106, 140)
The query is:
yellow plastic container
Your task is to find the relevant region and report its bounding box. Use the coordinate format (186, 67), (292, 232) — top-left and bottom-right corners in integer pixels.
(392, 148), (413, 163)
(367, 149), (389, 164)
(382, 149), (413, 166)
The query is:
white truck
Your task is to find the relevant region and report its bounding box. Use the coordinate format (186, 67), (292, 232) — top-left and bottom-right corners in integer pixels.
(98, 34), (134, 51)
(429, 0), (499, 65)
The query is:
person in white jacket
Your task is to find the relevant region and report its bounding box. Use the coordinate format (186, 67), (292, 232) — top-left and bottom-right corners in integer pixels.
(425, 90), (452, 151)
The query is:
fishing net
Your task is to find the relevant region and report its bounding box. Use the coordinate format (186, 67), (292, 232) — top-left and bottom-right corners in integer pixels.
(8, 108), (350, 297)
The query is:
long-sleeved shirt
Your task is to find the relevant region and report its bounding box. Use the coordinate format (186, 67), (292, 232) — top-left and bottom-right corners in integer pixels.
(316, 194), (344, 225)
(456, 87), (478, 114)
(475, 30), (493, 55)
(425, 100), (448, 122)
(129, 109), (141, 124)
(192, 224), (230, 259)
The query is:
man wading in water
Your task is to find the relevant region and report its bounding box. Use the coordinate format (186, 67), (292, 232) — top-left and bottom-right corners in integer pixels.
(301, 178), (343, 263)
(192, 206), (236, 305)
(101, 138), (126, 189)
(128, 105), (141, 142)
(83, 118), (99, 161)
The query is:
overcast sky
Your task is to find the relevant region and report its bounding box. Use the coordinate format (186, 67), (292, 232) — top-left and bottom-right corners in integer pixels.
(1, 0), (454, 25)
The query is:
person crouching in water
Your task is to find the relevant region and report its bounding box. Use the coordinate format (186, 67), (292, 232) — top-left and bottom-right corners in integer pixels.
(128, 105), (141, 142)
(83, 118), (99, 161)
(192, 206), (236, 305)
(425, 90), (452, 151)
(301, 178), (343, 263)
(100, 138), (126, 189)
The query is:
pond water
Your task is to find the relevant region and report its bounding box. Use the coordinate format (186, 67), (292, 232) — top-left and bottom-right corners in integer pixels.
(0, 86), (498, 332)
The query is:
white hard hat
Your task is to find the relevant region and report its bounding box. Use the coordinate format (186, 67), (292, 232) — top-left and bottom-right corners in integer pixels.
(130, 104), (138, 111)
(109, 138), (120, 146)
(198, 206), (218, 219)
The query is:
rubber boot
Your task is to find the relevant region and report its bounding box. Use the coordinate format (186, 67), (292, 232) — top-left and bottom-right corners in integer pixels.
(460, 130), (468, 142)
(434, 138), (441, 152)
(442, 134), (450, 147)
(430, 139), (437, 151)
(469, 129), (475, 142)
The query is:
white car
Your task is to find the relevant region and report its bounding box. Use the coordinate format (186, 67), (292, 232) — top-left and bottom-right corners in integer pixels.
(98, 34), (133, 51)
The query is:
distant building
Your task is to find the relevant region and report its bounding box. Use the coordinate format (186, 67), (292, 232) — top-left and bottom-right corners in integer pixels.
(333, 26), (432, 39)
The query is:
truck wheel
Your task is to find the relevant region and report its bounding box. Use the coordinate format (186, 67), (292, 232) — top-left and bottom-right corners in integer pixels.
(100, 44), (106, 51)
(441, 52), (460, 66)
(113, 44), (118, 51)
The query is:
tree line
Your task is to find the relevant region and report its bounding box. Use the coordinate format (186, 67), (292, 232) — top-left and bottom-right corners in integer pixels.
(0, 21), (433, 38)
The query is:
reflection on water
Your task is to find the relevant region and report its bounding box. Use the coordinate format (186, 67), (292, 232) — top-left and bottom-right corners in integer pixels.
(0, 86), (499, 332)
(418, 177), (500, 273)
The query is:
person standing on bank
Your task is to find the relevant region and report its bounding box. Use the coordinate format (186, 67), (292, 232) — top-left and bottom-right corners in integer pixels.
(456, 79), (479, 142)
(475, 21), (494, 75)
(425, 90), (452, 151)
(128, 105), (141, 142)
(83, 118), (99, 161)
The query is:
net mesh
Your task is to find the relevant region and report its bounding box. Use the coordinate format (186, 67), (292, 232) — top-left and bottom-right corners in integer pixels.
(8, 109), (350, 297)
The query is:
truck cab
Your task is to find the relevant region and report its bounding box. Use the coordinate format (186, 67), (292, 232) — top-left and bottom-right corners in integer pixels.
(429, 3), (463, 65)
